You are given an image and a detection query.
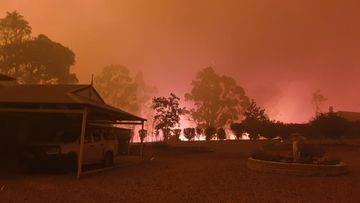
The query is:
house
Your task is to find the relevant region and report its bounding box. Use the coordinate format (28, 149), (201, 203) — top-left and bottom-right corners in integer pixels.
(0, 73), (16, 81)
(0, 84), (146, 177)
(0, 73), (16, 86)
(336, 111), (360, 122)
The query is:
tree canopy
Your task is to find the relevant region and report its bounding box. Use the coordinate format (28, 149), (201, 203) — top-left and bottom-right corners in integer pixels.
(0, 11), (77, 84)
(242, 99), (268, 140)
(0, 11), (31, 46)
(310, 111), (349, 139)
(230, 123), (244, 140)
(312, 90), (327, 115)
(185, 67), (249, 128)
(152, 93), (185, 141)
(94, 65), (139, 113)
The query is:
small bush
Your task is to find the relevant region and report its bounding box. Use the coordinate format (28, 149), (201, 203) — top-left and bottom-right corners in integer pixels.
(183, 128), (196, 141)
(205, 126), (216, 141)
(217, 128), (226, 140)
(300, 145), (326, 159)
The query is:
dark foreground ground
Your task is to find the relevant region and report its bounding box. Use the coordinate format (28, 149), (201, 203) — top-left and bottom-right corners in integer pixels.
(1, 141), (360, 203)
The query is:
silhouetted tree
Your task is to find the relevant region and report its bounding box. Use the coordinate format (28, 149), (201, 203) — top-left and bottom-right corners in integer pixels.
(185, 67), (249, 128)
(230, 123), (244, 140)
(94, 65), (138, 113)
(0, 11), (31, 45)
(260, 120), (280, 139)
(204, 126), (216, 141)
(138, 129), (147, 143)
(183, 128), (196, 141)
(152, 93), (185, 141)
(277, 123), (308, 141)
(217, 128), (226, 140)
(133, 72), (158, 132)
(312, 90), (327, 116)
(242, 99), (268, 140)
(0, 11), (77, 84)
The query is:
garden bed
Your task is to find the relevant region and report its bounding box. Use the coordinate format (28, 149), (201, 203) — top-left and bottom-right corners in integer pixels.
(247, 157), (348, 176)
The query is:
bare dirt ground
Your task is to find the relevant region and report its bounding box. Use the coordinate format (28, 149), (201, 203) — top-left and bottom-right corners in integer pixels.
(1, 141), (360, 203)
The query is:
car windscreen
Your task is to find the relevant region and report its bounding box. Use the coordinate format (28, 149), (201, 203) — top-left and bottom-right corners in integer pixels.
(54, 131), (78, 142)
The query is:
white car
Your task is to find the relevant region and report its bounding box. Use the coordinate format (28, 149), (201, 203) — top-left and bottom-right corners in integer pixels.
(22, 129), (118, 171)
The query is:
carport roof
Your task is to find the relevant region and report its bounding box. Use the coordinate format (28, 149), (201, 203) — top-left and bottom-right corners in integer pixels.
(0, 84), (146, 122)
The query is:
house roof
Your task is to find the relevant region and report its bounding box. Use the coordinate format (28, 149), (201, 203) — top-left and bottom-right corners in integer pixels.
(0, 74), (16, 81)
(336, 111), (360, 122)
(0, 84), (146, 122)
(0, 84), (89, 103)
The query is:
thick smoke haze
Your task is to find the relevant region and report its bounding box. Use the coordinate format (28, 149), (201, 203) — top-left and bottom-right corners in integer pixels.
(2, 0), (360, 123)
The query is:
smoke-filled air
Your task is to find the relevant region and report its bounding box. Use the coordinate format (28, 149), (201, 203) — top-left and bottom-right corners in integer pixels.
(2, 0), (360, 123)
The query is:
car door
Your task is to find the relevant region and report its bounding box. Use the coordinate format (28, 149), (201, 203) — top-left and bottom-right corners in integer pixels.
(83, 133), (94, 164)
(92, 131), (104, 162)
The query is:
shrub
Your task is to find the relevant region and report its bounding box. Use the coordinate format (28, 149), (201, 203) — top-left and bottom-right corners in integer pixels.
(172, 129), (182, 142)
(195, 127), (203, 140)
(310, 112), (349, 139)
(230, 123), (244, 140)
(183, 128), (196, 141)
(299, 145), (326, 161)
(217, 128), (226, 140)
(250, 149), (282, 162)
(204, 126), (216, 141)
(138, 129), (147, 143)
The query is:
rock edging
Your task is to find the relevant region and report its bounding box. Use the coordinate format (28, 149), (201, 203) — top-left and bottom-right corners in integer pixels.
(247, 157), (348, 176)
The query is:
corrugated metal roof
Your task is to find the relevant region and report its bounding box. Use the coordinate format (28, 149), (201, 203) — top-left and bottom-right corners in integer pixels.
(0, 84), (89, 103)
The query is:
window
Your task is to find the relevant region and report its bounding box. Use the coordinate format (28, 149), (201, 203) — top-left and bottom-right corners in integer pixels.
(104, 133), (116, 140)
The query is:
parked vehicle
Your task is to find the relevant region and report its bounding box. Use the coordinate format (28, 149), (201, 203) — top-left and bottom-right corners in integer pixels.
(22, 126), (119, 171)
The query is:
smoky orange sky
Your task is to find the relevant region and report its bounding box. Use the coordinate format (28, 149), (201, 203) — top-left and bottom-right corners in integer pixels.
(2, 0), (360, 123)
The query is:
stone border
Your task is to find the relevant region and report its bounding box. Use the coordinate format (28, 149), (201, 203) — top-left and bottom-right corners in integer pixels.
(247, 157), (348, 176)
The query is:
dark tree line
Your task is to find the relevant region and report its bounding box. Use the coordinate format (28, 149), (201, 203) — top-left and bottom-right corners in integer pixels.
(0, 11), (77, 84)
(230, 105), (360, 141)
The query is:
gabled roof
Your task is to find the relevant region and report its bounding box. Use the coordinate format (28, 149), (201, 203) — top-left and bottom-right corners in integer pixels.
(0, 84), (146, 122)
(0, 84), (90, 103)
(336, 111), (360, 122)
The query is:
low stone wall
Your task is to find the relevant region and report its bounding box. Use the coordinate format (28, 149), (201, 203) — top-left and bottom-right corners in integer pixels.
(247, 157), (348, 176)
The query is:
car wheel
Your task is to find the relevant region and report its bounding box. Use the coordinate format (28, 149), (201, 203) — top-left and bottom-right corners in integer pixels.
(62, 154), (77, 173)
(103, 152), (114, 167)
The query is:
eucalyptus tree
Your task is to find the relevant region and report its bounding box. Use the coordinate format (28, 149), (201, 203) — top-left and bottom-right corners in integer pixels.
(185, 67), (249, 129)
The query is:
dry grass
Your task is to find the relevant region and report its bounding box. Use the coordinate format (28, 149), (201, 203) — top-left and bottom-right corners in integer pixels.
(1, 141), (360, 203)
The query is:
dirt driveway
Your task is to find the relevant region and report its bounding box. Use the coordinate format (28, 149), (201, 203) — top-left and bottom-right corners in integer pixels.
(1, 141), (360, 203)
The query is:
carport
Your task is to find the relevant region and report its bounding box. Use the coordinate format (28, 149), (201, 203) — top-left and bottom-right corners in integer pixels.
(0, 84), (146, 178)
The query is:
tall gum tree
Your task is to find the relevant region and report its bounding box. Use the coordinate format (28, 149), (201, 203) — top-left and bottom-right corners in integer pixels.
(185, 67), (250, 128)
(94, 65), (139, 113)
(152, 93), (185, 141)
